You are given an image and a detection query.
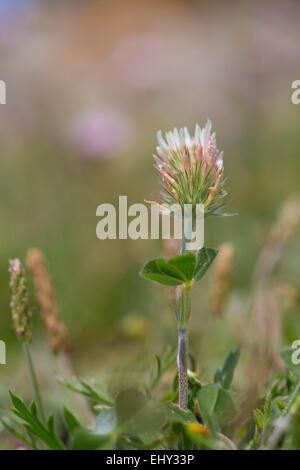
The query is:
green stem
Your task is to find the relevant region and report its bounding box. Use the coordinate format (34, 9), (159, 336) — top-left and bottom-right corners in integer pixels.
(180, 235), (187, 254)
(176, 284), (192, 327)
(23, 344), (45, 423)
(176, 235), (193, 410)
(176, 285), (191, 410)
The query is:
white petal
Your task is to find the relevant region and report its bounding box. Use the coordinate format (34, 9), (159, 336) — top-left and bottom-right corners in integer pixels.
(173, 128), (180, 148)
(166, 131), (177, 149)
(194, 123), (201, 143)
(157, 130), (167, 150)
(156, 146), (165, 158)
(201, 119), (212, 150)
(179, 128), (185, 148)
(183, 127), (192, 147)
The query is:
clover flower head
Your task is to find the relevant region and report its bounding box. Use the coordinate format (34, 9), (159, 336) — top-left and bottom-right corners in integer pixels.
(151, 120), (227, 217)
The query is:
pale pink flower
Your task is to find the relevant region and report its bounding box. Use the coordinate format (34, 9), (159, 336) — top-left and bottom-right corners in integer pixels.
(148, 120), (227, 217)
(66, 108), (134, 159)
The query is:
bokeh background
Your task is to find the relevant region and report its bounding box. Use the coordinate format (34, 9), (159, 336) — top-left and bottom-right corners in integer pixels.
(1, 0), (300, 448)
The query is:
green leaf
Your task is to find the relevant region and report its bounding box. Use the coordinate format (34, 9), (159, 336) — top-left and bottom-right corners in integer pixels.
(123, 431), (165, 450)
(149, 346), (176, 390)
(214, 346), (240, 389)
(78, 378), (113, 405)
(30, 401), (37, 417)
(125, 400), (167, 434)
(140, 248), (217, 286)
(0, 417), (33, 449)
(95, 408), (117, 435)
(47, 414), (55, 434)
(115, 389), (167, 435)
(63, 407), (81, 434)
(280, 347), (300, 381)
(10, 392), (30, 416)
(167, 254), (196, 282)
(71, 428), (112, 450)
(193, 247), (218, 282)
(166, 403), (196, 425)
(58, 376), (114, 406)
(282, 382), (300, 417)
(188, 370), (202, 388)
(197, 384), (236, 431)
(253, 425), (260, 450)
(9, 392), (65, 450)
(264, 391), (272, 420)
(140, 257), (188, 286)
(253, 409), (265, 430)
(116, 388), (147, 423)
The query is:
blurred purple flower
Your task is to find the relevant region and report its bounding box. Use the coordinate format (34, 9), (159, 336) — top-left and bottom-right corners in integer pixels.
(66, 108), (134, 159)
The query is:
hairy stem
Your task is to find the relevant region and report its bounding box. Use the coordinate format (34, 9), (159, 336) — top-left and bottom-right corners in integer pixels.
(178, 327), (189, 409)
(23, 344), (45, 423)
(176, 283), (191, 409)
(176, 234), (193, 410)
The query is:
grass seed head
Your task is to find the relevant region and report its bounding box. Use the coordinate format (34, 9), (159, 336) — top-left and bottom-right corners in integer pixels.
(9, 258), (32, 344)
(26, 248), (69, 354)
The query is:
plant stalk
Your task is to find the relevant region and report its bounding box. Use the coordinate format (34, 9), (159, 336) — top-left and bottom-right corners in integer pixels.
(178, 326), (189, 409)
(176, 283), (191, 409)
(23, 344), (45, 423)
(176, 232), (193, 410)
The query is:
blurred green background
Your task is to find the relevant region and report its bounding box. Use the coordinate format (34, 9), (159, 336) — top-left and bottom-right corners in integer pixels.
(1, 0), (300, 448)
